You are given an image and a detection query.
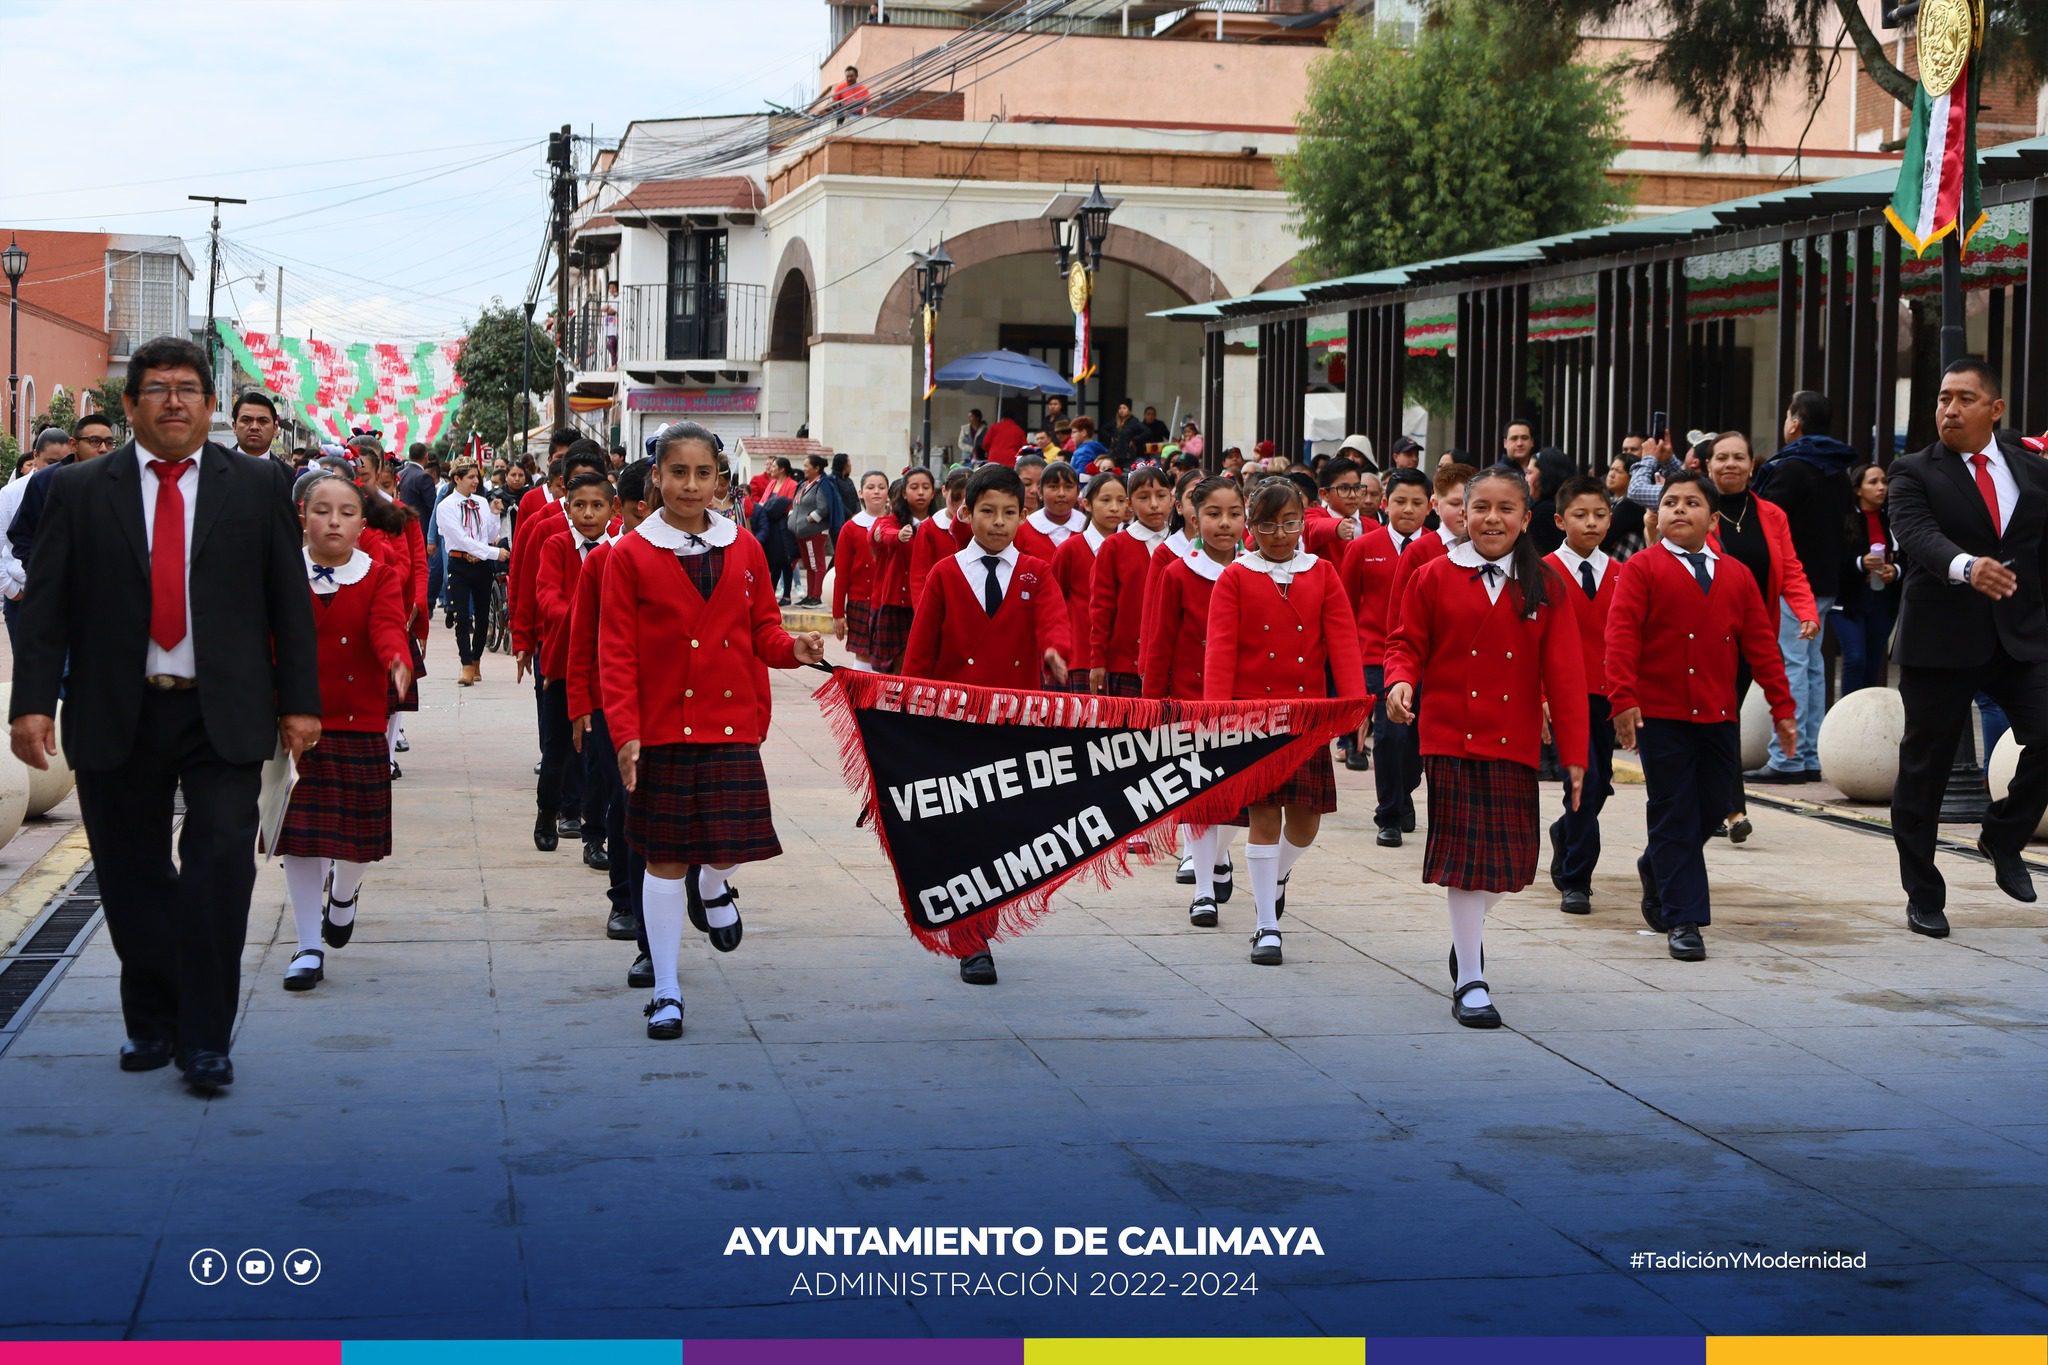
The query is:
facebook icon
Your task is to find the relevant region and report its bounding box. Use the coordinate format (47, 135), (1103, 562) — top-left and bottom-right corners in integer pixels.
(188, 1248), (227, 1286)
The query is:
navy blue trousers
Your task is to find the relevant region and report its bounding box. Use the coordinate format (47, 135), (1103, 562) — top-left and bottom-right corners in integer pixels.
(1366, 664), (1420, 830)
(1549, 694), (1614, 894)
(1637, 718), (1738, 927)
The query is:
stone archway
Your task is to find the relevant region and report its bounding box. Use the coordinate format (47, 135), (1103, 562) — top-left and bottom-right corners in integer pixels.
(872, 220), (1232, 340)
(769, 237), (817, 360)
(1253, 258), (1301, 294)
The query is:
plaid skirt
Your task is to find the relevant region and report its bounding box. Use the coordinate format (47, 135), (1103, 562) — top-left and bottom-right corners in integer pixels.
(275, 729), (392, 862)
(844, 600), (876, 662)
(1100, 670), (1143, 698)
(1248, 747), (1337, 814)
(866, 604), (913, 669)
(626, 742), (782, 866)
(1422, 755), (1539, 892)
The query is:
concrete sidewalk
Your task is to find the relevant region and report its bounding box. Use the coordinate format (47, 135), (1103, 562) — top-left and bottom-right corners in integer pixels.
(0, 627), (2044, 1339)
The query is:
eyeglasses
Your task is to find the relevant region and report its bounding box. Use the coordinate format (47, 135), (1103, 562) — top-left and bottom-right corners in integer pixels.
(138, 383), (206, 403)
(1252, 518), (1306, 536)
(1330, 482), (1362, 494)
(77, 435), (116, 448)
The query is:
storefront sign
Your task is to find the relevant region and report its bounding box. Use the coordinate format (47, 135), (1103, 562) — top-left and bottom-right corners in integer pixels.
(626, 387), (760, 414)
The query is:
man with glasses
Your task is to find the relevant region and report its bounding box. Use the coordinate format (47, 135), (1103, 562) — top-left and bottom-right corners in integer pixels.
(9, 337), (319, 1097)
(0, 416), (119, 648)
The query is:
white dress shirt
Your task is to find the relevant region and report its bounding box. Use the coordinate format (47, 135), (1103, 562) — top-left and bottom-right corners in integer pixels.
(954, 541), (1019, 607)
(1551, 541), (1611, 594)
(1436, 523), (1459, 549)
(1660, 535), (1718, 581)
(0, 473), (32, 599)
(138, 444), (200, 679)
(1447, 540), (1517, 604)
(436, 492), (502, 559)
(1948, 438), (2021, 584)
(1388, 527), (1424, 556)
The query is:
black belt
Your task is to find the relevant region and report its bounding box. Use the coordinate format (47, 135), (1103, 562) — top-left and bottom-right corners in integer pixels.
(144, 674), (197, 691)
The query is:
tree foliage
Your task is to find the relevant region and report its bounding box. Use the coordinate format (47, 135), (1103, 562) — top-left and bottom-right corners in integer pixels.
(32, 389), (76, 436)
(453, 299), (554, 447)
(88, 378), (129, 435)
(1497, 0), (2046, 153)
(1280, 1), (1632, 283)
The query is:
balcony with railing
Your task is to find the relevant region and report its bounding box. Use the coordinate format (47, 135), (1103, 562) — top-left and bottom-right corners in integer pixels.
(618, 282), (767, 371)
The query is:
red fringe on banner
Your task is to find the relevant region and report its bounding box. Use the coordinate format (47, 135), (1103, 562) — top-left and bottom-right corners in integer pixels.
(815, 670), (1372, 958)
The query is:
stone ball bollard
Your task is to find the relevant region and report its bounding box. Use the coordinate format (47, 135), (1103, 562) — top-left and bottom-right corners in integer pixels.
(1815, 686), (1903, 802)
(1740, 685), (1771, 771)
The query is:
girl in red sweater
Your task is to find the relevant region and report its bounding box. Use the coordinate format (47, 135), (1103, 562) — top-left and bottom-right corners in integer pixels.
(868, 469), (936, 673)
(599, 422), (825, 1039)
(1051, 470), (1128, 693)
(276, 471), (414, 993)
(909, 467), (972, 611)
(1384, 466), (1588, 1028)
(1142, 476), (1246, 924)
(832, 470), (890, 670)
(1204, 479), (1367, 966)
(1088, 464), (1174, 697)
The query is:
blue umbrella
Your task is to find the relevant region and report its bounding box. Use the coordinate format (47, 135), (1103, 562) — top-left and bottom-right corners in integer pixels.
(932, 349), (1076, 398)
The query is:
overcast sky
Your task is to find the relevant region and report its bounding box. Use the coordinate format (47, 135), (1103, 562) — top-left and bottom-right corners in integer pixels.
(0, 0), (827, 343)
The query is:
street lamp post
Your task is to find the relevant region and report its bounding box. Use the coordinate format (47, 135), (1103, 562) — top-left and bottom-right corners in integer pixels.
(911, 238), (953, 467)
(1040, 180), (1120, 423)
(3, 239), (26, 448)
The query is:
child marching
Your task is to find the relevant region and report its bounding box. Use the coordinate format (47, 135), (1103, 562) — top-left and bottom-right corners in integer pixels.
(1383, 465), (1588, 1028)
(868, 468), (937, 674)
(1141, 476), (1248, 925)
(275, 471), (414, 993)
(1088, 464), (1174, 698)
(536, 471), (618, 857)
(598, 422), (826, 1039)
(902, 463), (1073, 986)
(832, 470), (890, 671)
(1204, 478), (1366, 966)
(910, 466), (973, 610)
(1012, 460), (1086, 562)
(1051, 470), (1128, 693)
(1545, 475), (1619, 916)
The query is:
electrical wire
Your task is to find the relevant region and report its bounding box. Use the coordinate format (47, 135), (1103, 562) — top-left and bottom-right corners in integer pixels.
(0, 136), (540, 203)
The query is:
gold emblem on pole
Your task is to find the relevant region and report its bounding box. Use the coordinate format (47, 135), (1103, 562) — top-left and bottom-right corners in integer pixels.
(1918, 0), (1973, 99)
(1068, 265), (1093, 316)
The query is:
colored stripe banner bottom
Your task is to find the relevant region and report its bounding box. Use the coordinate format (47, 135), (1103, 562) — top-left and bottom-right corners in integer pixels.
(1, 1339), (2043, 1362)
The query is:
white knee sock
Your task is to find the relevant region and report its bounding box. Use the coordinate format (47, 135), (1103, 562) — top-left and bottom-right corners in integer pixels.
(643, 871), (688, 1001)
(696, 864), (738, 928)
(385, 714), (403, 760)
(1189, 826), (1220, 903)
(1247, 842), (1281, 932)
(327, 860), (365, 926)
(1447, 888), (1492, 1007)
(1276, 834), (1311, 882)
(282, 856), (326, 954)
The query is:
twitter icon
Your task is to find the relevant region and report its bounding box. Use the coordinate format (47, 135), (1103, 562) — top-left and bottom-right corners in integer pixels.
(282, 1249), (322, 1286)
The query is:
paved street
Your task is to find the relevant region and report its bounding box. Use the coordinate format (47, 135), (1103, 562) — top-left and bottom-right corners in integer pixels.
(0, 627), (2044, 1340)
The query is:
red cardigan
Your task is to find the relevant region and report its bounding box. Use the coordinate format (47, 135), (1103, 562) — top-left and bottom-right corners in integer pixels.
(831, 516), (876, 620)
(1338, 523), (1414, 673)
(362, 511), (429, 641)
(1385, 528), (1450, 641)
(566, 539), (612, 720)
(1708, 493), (1819, 624)
(1139, 552), (1223, 699)
(597, 529), (799, 750)
(1049, 529), (1105, 672)
(1089, 527), (1166, 677)
(909, 512), (972, 612)
(902, 550), (1072, 689)
(1604, 542), (1795, 724)
(536, 529), (602, 682)
(1012, 511), (1083, 565)
(1302, 504), (1363, 561)
(1544, 550), (1619, 696)
(1202, 557), (1367, 702)
(870, 515), (919, 610)
(510, 499), (569, 654)
(1384, 555), (1589, 770)
(308, 559), (410, 733)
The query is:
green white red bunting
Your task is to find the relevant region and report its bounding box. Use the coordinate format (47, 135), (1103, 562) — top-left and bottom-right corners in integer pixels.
(217, 323), (466, 450)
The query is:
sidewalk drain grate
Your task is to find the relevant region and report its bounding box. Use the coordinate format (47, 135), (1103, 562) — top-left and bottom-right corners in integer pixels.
(0, 958), (59, 1030)
(0, 865), (105, 1050)
(20, 897), (101, 956)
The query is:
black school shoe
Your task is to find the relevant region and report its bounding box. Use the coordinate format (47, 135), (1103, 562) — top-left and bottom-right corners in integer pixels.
(283, 949), (324, 992)
(606, 907), (640, 941)
(1375, 826), (1402, 848)
(1212, 855), (1234, 904)
(533, 810), (559, 852)
(626, 953), (654, 988)
(557, 815), (583, 840)
(1667, 925), (1706, 961)
(1187, 896), (1218, 928)
(644, 997), (684, 1040)
(584, 843), (610, 871)
(321, 875), (358, 949)
(959, 951), (998, 985)
(1249, 928), (1283, 965)
(1638, 856), (1665, 932)
(1451, 980), (1501, 1029)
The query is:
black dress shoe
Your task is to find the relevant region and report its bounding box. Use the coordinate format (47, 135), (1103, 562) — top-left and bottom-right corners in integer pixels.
(118, 1038), (174, 1072)
(1375, 826), (1402, 848)
(1709, 822), (1729, 839)
(1344, 750), (1371, 771)
(283, 949), (324, 992)
(1212, 857), (1233, 904)
(643, 997), (684, 1040)
(1249, 929), (1283, 965)
(1727, 815), (1753, 844)
(1907, 902), (1951, 938)
(181, 1051), (234, 1095)
(583, 843), (609, 871)
(1187, 896), (1218, 928)
(1451, 979), (1502, 1029)
(959, 951), (998, 985)
(1667, 925), (1706, 961)
(1638, 856), (1666, 932)
(1743, 765), (1806, 785)
(606, 906), (640, 940)
(557, 815), (583, 839)
(701, 886), (743, 953)
(626, 953), (655, 988)
(533, 810), (559, 852)
(1978, 836), (2038, 903)
(1175, 856), (1196, 885)
(321, 880), (357, 949)
(1803, 768), (1824, 782)
(1560, 889), (1591, 915)
(1401, 809), (1417, 834)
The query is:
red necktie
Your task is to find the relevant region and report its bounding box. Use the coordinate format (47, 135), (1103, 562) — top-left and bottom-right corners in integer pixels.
(1969, 453), (2002, 537)
(149, 459), (191, 650)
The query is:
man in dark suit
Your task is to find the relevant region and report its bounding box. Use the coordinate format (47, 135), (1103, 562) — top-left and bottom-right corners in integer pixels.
(1887, 357), (2048, 938)
(7, 336), (320, 1096)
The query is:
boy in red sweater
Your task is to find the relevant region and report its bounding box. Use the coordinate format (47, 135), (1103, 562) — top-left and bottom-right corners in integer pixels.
(902, 462), (1073, 986)
(534, 471), (616, 854)
(1607, 470), (1798, 962)
(1545, 475), (1617, 917)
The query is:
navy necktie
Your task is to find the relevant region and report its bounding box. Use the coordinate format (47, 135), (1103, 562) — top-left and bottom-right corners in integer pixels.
(982, 555), (1003, 616)
(1683, 551), (1713, 594)
(1580, 561), (1598, 601)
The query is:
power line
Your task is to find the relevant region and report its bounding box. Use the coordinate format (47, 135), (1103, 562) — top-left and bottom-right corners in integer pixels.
(0, 136), (540, 203)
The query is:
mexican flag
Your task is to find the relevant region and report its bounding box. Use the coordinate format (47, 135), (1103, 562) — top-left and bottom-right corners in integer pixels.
(1886, 47), (1985, 257)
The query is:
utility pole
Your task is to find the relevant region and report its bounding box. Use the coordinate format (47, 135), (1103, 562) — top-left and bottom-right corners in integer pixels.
(548, 125), (573, 436)
(275, 266), (283, 337)
(521, 298), (536, 460)
(189, 195), (246, 395)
